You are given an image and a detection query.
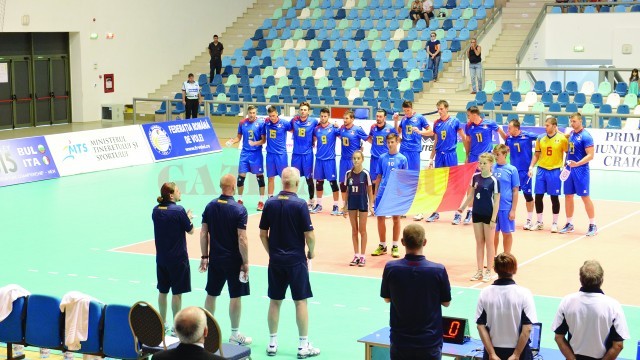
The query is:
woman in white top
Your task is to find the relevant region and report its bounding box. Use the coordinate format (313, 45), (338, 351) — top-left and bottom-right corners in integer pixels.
(476, 253), (537, 360)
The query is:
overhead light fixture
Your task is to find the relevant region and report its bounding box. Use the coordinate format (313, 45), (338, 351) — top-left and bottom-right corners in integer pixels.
(573, 45), (584, 52)
(90, 33), (99, 40)
(106, 32), (114, 39)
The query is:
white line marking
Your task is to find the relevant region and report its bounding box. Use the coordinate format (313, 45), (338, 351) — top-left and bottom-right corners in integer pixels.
(358, 307), (371, 311)
(128, 280), (140, 284)
(107, 278), (118, 281)
(310, 301), (321, 305)
(333, 304), (346, 308)
(88, 276), (99, 279)
(67, 274), (78, 277)
(28, 269), (38, 272)
(48, 272), (58, 275)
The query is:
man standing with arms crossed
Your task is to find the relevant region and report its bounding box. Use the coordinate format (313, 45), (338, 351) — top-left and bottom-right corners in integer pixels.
(200, 174), (252, 347)
(226, 105), (266, 211)
(182, 73), (202, 119)
(528, 117), (568, 233)
(381, 224), (451, 359)
(259, 167), (320, 358)
(558, 113), (598, 236)
(208, 35), (224, 83)
(152, 182), (194, 330)
(290, 102), (319, 210)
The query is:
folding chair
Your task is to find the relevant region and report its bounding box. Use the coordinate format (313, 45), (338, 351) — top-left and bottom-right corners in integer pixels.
(128, 301), (166, 358)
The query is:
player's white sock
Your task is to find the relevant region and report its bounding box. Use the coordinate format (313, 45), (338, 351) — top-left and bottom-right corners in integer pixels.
(589, 218), (595, 225)
(237, 195), (243, 201)
(537, 213), (543, 222)
(231, 328), (239, 337)
(299, 336), (308, 348)
(316, 198), (322, 206)
(567, 217), (573, 224)
(553, 214), (559, 224)
(260, 195), (265, 201)
(333, 201), (338, 206)
(269, 333), (278, 346)
(527, 212), (533, 221)
(392, 241), (399, 247)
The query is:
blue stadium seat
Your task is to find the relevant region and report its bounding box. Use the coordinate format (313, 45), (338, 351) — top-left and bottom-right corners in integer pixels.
(533, 80), (546, 95)
(565, 81), (578, 96)
(509, 91), (522, 106)
(590, 92), (603, 108)
(541, 91), (554, 107)
(501, 80), (513, 94)
(573, 92), (586, 108)
(549, 81), (562, 95)
(615, 82), (628, 96)
(475, 91), (487, 105)
(557, 92), (570, 107)
(491, 90), (504, 106)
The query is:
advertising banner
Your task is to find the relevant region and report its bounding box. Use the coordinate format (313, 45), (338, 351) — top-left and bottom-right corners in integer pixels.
(142, 117), (221, 161)
(0, 136), (60, 187)
(589, 129), (640, 171)
(46, 125), (153, 176)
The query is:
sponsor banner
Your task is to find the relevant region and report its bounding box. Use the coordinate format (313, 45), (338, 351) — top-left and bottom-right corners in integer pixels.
(0, 136), (60, 187)
(46, 126), (153, 176)
(142, 117), (221, 161)
(589, 129), (640, 171)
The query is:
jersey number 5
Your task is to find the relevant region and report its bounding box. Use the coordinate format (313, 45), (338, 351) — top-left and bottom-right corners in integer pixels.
(270, 129), (277, 139)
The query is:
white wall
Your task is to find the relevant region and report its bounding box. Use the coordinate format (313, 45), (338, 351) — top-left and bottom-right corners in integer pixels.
(2, 0), (255, 122)
(519, 12), (640, 85)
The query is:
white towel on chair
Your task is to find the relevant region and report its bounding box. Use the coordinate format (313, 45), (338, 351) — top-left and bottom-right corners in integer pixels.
(0, 284), (31, 322)
(59, 291), (96, 351)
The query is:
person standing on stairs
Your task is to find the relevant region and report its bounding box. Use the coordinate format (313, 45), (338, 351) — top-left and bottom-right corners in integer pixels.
(468, 38), (482, 94)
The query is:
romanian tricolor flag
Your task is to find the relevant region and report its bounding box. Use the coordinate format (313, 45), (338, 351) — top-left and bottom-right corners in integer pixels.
(375, 162), (478, 216)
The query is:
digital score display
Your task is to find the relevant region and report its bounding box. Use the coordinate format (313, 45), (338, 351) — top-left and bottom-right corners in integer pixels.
(442, 316), (469, 344)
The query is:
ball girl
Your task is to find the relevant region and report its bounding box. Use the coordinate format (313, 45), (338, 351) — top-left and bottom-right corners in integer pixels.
(458, 152), (500, 282)
(342, 150), (374, 267)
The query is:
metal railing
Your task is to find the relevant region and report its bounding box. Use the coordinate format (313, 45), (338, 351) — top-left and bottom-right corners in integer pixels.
(482, 66), (638, 87)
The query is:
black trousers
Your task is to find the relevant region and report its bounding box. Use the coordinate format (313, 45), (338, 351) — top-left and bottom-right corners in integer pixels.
(185, 99), (199, 119)
(210, 58), (222, 82)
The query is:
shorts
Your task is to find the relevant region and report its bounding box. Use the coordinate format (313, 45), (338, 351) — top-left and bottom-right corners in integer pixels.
(434, 151), (458, 168)
(339, 157), (353, 183)
(157, 259), (191, 295)
(518, 170), (532, 195)
(391, 345), (442, 360)
(238, 150), (264, 175)
(370, 157), (381, 181)
(534, 168), (562, 195)
(495, 210), (515, 233)
(205, 262), (250, 298)
(266, 153), (288, 178)
(472, 212), (492, 225)
(314, 158), (337, 181)
(402, 150), (421, 171)
(291, 153), (314, 178)
(268, 262), (313, 301)
(563, 166), (590, 196)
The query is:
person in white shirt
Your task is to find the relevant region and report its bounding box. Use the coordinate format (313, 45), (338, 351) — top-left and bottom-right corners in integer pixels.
(182, 73), (202, 119)
(476, 253), (537, 360)
(552, 260), (630, 360)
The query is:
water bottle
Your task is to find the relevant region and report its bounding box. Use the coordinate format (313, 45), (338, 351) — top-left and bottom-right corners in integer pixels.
(12, 344), (24, 356)
(39, 348), (51, 358)
(239, 270), (249, 283)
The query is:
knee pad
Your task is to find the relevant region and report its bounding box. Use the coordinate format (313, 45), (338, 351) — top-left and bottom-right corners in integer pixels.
(256, 174), (265, 188)
(339, 183), (347, 193)
(329, 180), (339, 193)
(524, 193), (534, 202)
(237, 175), (246, 187)
(550, 195), (560, 213)
(316, 180), (324, 192)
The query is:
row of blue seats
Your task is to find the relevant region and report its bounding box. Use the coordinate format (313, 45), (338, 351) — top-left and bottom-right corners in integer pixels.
(479, 90), (628, 109)
(551, 4), (640, 13)
(498, 79), (631, 97)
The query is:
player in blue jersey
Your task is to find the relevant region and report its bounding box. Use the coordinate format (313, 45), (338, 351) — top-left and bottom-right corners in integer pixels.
(342, 150), (374, 267)
(290, 102), (319, 211)
(458, 153), (500, 283)
(367, 109), (398, 196)
(558, 113), (597, 237)
(420, 100), (467, 223)
(457, 106), (506, 225)
(393, 100), (432, 171)
(311, 108), (341, 214)
(338, 111), (369, 215)
(372, 133), (409, 259)
(226, 105), (266, 211)
(491, 145), (520, 254)
(250, 106), (291, 199)
(501, 119), (537, 230)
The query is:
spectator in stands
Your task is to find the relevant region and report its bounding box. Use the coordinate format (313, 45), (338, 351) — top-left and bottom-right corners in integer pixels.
(152, 307), (224, 360)
(259, 167), (320, 358)
(426, 32), (442, 81)
(152, 182), (194, 327)
(381, 223), (451, 360)
(423, 0), (435, 26)
(467, 38), (482, 94)
(629, 68), (639, 96)
(476, 253), (537, 360)
(555, 0), (569, 12)
(182, 73), (202, 119)
(208, 35), (224, 83)
(552, 260), (630, 360)
(410, 0), (424, 27)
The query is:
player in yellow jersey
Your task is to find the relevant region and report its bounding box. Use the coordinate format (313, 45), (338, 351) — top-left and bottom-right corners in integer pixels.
(527, 117), (568, 233)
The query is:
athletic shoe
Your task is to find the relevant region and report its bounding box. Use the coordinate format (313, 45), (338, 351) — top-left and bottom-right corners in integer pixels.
(482, 269), (492, 283)
(331, 205), (343, 216)
(452, 213), (462, 225)
(558, 223), (574, 234)
(237, 199), (244, 206)
(391, 245), (400, 258)
(425, 212), (440, 222)
(551, 223), (559, 233)
(307, 202), (313, 211)
(266, 344), (278, 356)
(310, 204), (322, 214)
(463, 210), (473, 225)
(349, 256), (360, 266)
(257, 201), (264, 211)
(523, 219), (533, 230)
(229, 332), (252, 346)
(586, 224), (598, 237)
(164, 325), (175, 337)
(297, 343), (320, 359)
(400, 215), (407, 218)
(530, 221), (544, 231)
(358, 257), (366, 267)
(470, 269), (483, 281)
(413, 213), (424, 221)
(371, 244), (387, 256)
